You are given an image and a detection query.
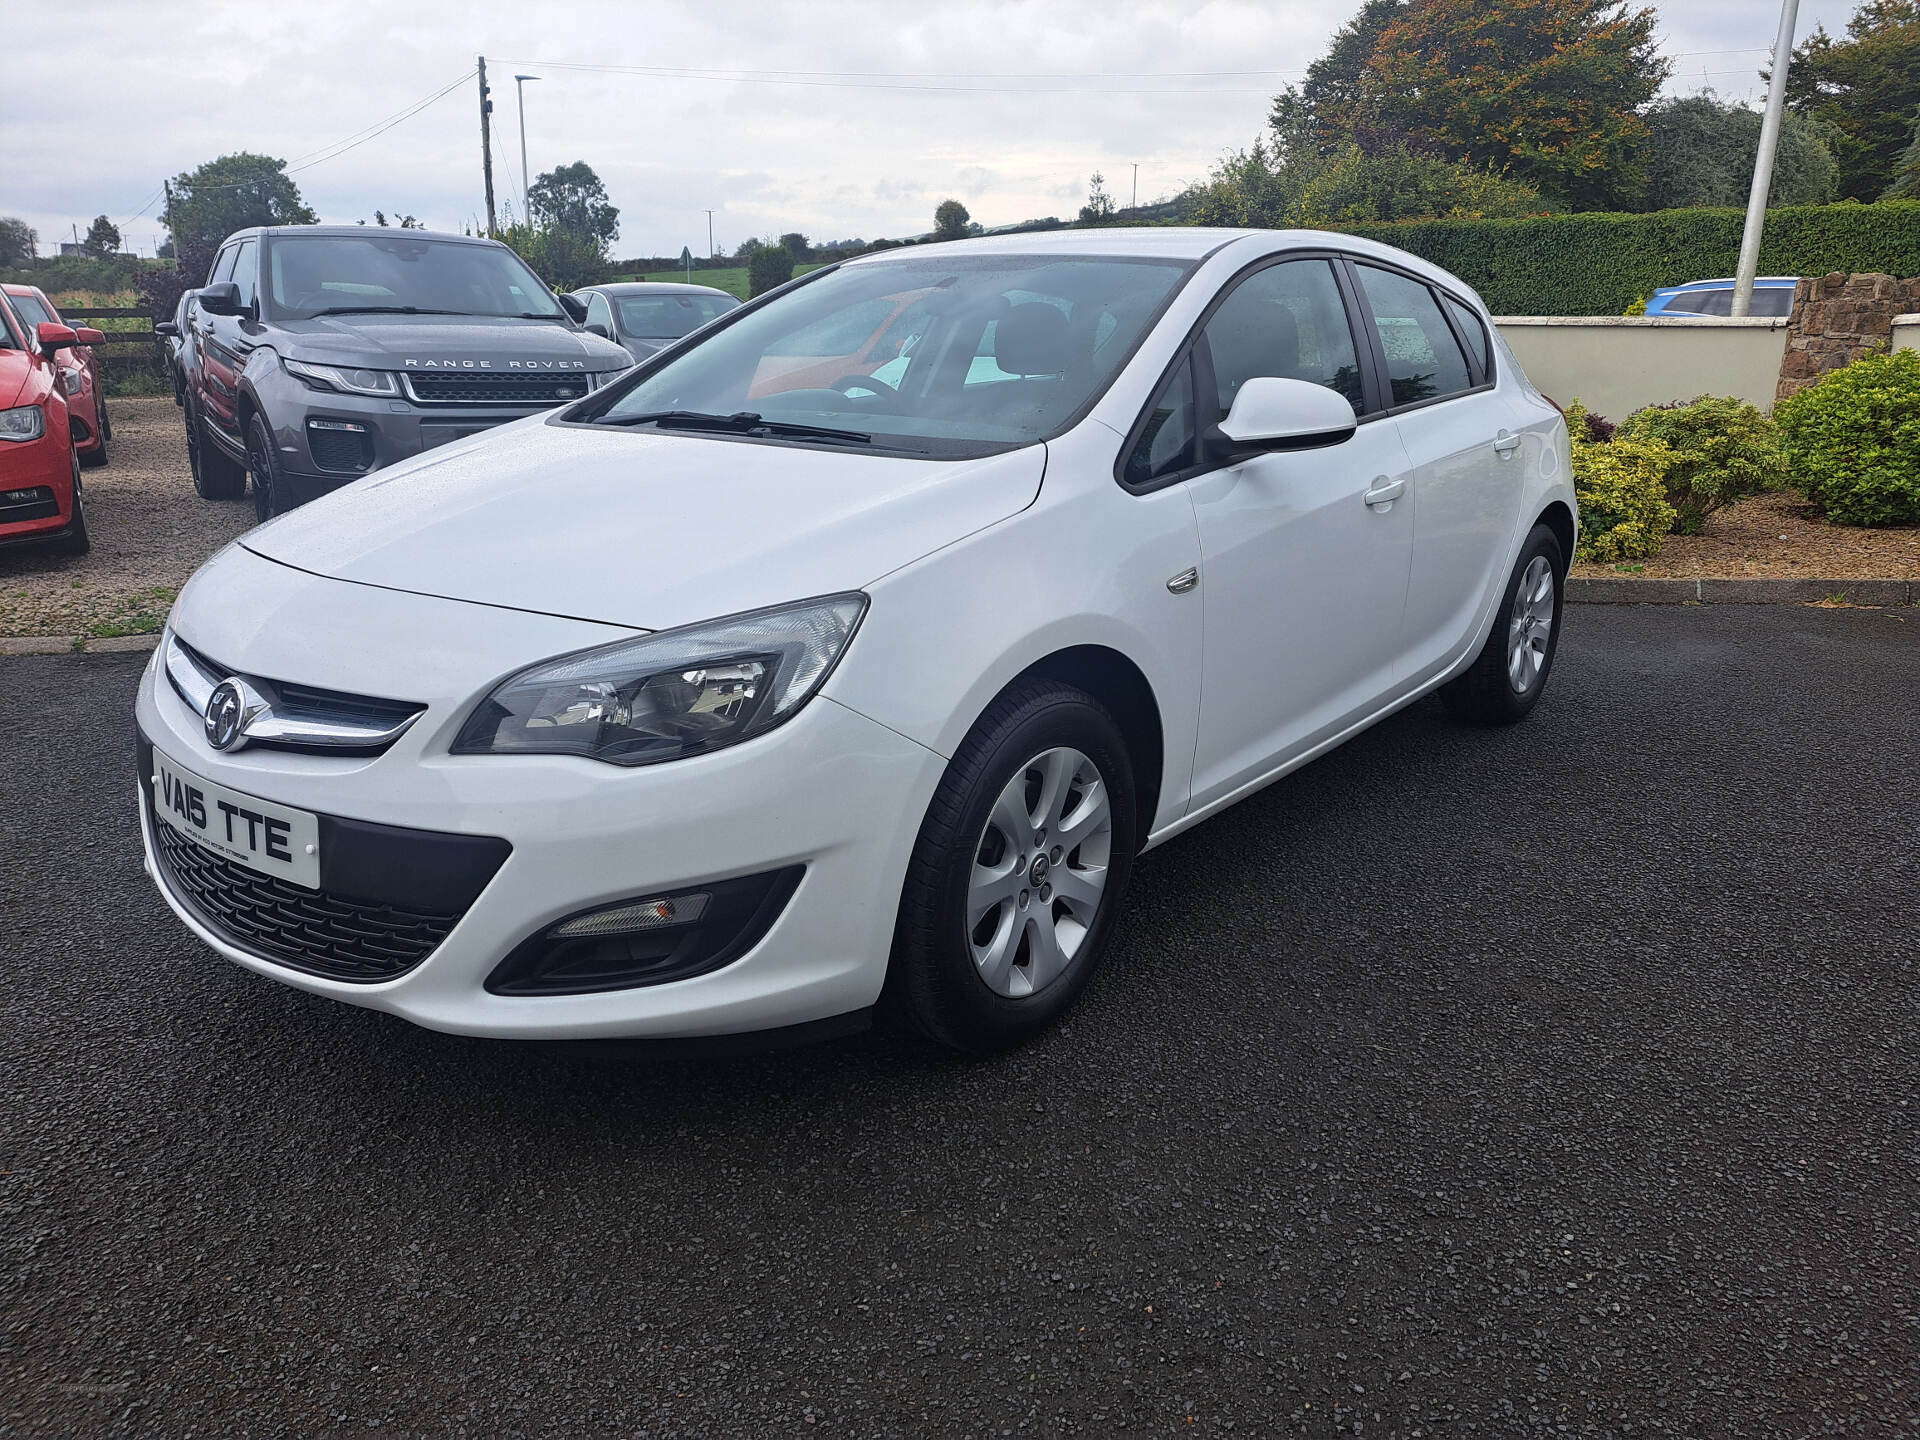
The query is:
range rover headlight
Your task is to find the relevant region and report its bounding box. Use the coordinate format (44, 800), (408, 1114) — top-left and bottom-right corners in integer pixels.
(282, 357), (400, 397)
(453, 594), (868, 766)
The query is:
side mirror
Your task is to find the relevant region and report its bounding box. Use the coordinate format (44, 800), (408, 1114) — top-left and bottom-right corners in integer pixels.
(558, 293), (589, 323)
(73, 326), (106, 344)
(1209, 376), (1358, 461)
(196, 281), (244, 317)
(35, 321), (80, 357)
(155, 320), (180, 338)
(586, 321), (612, 340)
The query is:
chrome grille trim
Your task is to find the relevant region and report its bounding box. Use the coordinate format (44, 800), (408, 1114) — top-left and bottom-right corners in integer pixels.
(164, 632), (426, 753)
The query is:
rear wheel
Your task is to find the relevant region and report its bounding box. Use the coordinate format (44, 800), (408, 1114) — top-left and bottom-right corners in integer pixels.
(186, 401), (247, 501)
(1440, 522), (1565, 725)
(887, 679), (1139, 1053)
(46, 450), (91, 557)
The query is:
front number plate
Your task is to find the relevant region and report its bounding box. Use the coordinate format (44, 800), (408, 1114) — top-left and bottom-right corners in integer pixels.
(151, 748), (321, 890)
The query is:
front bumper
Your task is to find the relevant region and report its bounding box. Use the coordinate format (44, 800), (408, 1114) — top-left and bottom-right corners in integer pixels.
(135, 644), (945, 1040)
(0, 431), (76, 545)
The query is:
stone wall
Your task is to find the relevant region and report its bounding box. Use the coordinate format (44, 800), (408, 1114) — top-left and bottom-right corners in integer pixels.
(1776, 272), (1920, 403)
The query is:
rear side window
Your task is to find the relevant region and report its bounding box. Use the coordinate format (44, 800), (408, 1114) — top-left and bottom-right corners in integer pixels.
(1688, 288), (1734, 317)
(1355, 264), (1473, 406)
(1200, 259), (1365, 420)
(1443, 295), (1489, 377)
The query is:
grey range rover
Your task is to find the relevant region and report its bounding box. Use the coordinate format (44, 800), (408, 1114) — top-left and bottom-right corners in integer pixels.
(181, 225), (632, 517)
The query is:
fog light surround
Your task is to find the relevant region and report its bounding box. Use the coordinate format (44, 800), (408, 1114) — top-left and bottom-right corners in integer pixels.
(551, 892), (710, 938)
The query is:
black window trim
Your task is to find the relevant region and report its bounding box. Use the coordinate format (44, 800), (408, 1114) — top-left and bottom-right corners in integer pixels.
(1342, 255), (1498, 419)
(1113, 247), (1385, 496)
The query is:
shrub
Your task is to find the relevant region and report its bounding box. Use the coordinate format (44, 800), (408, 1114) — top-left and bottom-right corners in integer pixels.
(1774, 349), (1920, 527)
(1564, 402), (1677, 561)
(1618, 395), (1790, 533)
(745, 243), (795, 297)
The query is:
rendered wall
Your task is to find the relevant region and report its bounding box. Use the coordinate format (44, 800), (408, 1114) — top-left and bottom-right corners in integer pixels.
(1492, 316), (1791, 417)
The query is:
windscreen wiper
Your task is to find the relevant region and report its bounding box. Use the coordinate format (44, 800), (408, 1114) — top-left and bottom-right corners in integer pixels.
(598, 410), (872, 445)
(304, 306), (463, 317)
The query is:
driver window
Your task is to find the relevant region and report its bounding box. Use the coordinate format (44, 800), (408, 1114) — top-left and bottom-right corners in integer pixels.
(1199, 259), (1364, 421)
(208, 247), (237, 285)
(230, 241), (258, 310)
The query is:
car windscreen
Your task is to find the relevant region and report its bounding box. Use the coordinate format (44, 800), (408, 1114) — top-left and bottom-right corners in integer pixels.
(263, 236), (566, 321)
(589, 254), (1192, 459)
(6, 292), (54, 328)
(0, 295), (22, 349)
(616, 293), (738, 338)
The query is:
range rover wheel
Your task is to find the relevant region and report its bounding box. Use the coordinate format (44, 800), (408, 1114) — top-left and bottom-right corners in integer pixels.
(888, 678), (1139, 1053)
(246, 415), (289, 522)
(1440, 521), (1565, 726)
(186, 401), (247, 501)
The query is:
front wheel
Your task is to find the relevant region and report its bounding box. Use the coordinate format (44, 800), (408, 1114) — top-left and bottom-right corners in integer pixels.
(887, 679), (1139, 1053)
(1440, 522), (1565, 726)
(46, 451), (91, 557)
(186, 401), (247, 501)
(246, 414), (288, 522)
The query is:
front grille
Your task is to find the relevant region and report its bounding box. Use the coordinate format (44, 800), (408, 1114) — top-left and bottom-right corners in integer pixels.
(169, 637), (424, 754)
(151, 813), (460, 982)
(307, 423), (372, 473)
(403, 372), (590, 406)
(0, 487), (59, 524)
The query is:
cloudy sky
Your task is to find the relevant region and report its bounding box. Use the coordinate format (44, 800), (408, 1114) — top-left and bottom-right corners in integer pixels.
(6, 0), (1860, 259)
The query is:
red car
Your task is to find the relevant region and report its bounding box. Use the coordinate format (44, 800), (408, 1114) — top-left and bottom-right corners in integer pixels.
(2, 283), (110, 467)
(0, 289), (97, 556)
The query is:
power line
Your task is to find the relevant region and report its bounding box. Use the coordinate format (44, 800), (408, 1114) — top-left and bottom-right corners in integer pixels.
(498, 59), (1294, 94)
(287, 68), (476, 173)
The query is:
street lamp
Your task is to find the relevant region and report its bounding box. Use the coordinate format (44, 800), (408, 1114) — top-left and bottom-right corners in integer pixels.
(514, 74), (540, 226)
(1731, 0), (1800, 317)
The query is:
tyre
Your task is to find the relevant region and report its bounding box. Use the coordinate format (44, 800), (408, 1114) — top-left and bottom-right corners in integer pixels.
(97, 393), (111, 444)
(888, 678), (1139, 1053)
(46, 451), (90, 558)
(78, 400), (108, 468)
(1440, 522), (1565, 726)
(246, 413), (293, 522)
(185, 401), (247, 501)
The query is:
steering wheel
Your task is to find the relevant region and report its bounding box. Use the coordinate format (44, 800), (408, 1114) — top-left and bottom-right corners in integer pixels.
(828, 372), (900, 401)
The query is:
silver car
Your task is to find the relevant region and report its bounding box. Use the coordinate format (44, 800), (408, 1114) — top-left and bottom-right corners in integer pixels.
(571, 281), (741, 364)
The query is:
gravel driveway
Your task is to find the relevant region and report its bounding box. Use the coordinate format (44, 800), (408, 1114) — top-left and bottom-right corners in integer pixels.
(0, 399), (252, 639)
(2, 606), (1917, 1437)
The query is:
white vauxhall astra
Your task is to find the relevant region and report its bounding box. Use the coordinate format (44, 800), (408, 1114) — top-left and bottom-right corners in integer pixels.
(136, 228), (1576, 1053)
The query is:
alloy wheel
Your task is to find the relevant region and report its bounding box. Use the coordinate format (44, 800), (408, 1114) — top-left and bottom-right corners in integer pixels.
(967, 746), (1114, 998)
(1507, 555), (1555, 693)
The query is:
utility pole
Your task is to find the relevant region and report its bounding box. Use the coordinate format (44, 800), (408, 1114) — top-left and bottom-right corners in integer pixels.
(1732, 0), (1800, 317)
(477, 56), (498, 236)
(1131, 164), (1139, 211)
(704, 209), (715, 259)
(514, 75), (540, 226)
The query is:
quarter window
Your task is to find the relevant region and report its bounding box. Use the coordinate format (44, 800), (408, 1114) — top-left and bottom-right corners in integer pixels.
(1200, 259), (1365, 420)
(1355, 264), (1473, 406)
(1443, 295), (1489, 378)
(1122, 357), (1198, 486)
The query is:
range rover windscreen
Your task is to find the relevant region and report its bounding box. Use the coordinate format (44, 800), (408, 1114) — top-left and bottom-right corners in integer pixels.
(264, 234), (568, 323)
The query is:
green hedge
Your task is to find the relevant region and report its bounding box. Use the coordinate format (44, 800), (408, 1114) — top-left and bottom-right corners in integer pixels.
(1336, 201), (1920, 316)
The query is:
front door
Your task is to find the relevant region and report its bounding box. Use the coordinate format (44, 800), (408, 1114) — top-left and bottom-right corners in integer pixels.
(1174, 257), (1417, 810)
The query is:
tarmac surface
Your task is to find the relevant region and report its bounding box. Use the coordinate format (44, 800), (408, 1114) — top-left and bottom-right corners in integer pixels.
(3, 604), (1916, 1437)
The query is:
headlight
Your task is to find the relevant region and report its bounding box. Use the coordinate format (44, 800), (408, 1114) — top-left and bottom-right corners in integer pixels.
(453, 593), (868, 766)
(0, 404), (45, 442)
(587, 367), (630, 392)
(282, 357), (399, 397)
(60, 367), (87, 397)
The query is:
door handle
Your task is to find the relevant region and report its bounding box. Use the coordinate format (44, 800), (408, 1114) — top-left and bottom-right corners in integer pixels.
(1363, 476), (1405, 508)
(1491, 431), (1521, 457)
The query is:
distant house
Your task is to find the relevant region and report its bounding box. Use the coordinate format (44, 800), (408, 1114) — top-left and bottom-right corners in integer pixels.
(58, 242), (87, 257)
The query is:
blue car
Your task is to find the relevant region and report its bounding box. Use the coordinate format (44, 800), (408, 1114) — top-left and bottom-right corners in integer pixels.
(1645, 277), (1799, 318)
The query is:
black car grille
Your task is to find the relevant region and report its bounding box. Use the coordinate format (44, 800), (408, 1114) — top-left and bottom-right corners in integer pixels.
(404, 372), (590, 405)
(150, 814), (461, 982)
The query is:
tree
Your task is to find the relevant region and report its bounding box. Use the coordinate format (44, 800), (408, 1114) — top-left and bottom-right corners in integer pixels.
(1886, 109), (1920, 198)
(1787, 1), (1920, 201)
(162, 152), (317, 249)
(135, 239), (216, 325)
(933, 199), (971, 241)
(1190, 139), (1543, 227)
(498, 220), (608, 292)
(779, 231), (811, 260)
(1642, 95), (1838, 209)
(527, 161), (620, 255)
(1078, 173), (1117, 224)
(0, 216), (36, 267)
(1269, 0), (1405, 160)
(82, 215), (121, 259)
(1281, 0), (1669, 211)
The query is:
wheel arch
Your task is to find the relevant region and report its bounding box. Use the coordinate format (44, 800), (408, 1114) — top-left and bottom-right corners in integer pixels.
(1536, 500), (1576, 575)
(999, 644), (1165, 850)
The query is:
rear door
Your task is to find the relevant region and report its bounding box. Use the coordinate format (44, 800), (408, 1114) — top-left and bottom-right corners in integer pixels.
(189, 243), (236, 425)
(1349, 262), (1525, 684)
(198, 238), (259, 446)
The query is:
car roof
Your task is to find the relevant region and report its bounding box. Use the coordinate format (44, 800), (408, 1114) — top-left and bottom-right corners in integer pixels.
(0, 282), (47, 298)
(217, 224), (501, 247)
(1661, 277), (1799, 289)
(578, 282), (736, 298)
